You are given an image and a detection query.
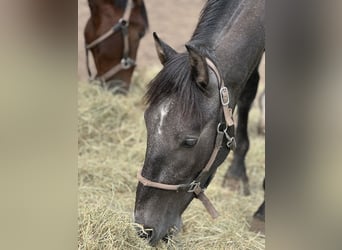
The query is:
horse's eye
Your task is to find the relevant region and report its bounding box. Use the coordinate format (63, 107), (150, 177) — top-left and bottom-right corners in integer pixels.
(182, 138), (198, 148)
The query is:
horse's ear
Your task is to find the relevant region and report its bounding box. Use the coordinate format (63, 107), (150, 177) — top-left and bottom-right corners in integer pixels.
(185, 44), (209, 89)
(153, 32), (177, 65)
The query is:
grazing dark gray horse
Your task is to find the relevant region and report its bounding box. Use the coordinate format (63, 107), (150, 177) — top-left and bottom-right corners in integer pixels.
(134, 0), (265, 245)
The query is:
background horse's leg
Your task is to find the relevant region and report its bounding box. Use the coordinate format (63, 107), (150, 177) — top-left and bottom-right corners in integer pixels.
(257, 88), (265, 135)
(254, 178), (265, 220)
(250, 178), (265, 233)
(222, 67), (259, 195)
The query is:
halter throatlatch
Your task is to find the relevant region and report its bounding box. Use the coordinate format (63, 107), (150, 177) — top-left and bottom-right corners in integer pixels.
(137, 57), (236, 219)
(85, 0), (135, 84)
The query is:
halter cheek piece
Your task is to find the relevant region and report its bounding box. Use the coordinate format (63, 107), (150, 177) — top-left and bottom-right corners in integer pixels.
(85, 0), (135, 85)
(137, 58), (236, 219)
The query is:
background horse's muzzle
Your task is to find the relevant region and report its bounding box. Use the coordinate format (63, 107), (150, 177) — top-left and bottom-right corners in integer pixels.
(102, 79), (129, 95)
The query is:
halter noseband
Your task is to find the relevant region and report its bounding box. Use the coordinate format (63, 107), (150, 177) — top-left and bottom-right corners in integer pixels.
(85, 0), (135, 84)
(137, 58), (236, 219)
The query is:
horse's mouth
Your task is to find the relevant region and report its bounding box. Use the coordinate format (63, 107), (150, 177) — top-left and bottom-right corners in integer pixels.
(162, 226), (178, 243)
(152, 227), (177, 246)
(136, 224), (179, 246)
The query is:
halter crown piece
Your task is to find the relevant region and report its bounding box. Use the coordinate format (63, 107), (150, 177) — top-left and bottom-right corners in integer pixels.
(85, 0), (135, 83)
(137, 58), (236, 219)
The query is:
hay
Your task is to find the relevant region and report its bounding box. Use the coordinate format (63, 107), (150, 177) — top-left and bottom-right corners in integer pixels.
(78, 66), (265, 249)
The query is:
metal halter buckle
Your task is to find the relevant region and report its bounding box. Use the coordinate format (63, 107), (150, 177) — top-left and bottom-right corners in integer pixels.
(187, 181), (202, 194)
(220, 87), (229, 106)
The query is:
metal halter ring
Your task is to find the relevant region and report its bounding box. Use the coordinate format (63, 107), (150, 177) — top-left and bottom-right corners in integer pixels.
(222, 126), (236, 150)
(119, 18), (129, 27)
(217, 123), (227, 134)
(227, 137), (236, 151)
(121, 58), (132, 69)
(187, 181), (202, 194)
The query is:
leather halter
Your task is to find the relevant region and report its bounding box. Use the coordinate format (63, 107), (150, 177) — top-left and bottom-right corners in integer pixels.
(85, 0), (135, 83)
(137, 58), (236, 219)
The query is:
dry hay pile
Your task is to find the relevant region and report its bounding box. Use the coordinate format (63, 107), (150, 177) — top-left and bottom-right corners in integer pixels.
(78, 67), (265, 249)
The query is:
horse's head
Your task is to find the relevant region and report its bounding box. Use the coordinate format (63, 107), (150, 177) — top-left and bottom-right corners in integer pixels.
(134, 33), (231, 245)
(84, 0), (148, 93)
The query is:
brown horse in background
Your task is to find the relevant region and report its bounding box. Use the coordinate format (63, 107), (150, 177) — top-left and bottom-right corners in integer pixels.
(84, 0), (148, 94)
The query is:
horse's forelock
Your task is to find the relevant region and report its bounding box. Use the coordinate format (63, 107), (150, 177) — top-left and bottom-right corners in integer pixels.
(145, 53), (204, 122)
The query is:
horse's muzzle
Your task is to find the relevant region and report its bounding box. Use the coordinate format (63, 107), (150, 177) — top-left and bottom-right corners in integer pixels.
(135, 223), (178, 246)
(135, 225), (160, 246)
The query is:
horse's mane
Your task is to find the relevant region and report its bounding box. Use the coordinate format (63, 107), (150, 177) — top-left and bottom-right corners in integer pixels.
(145, 53), (205, 120)
(114, 0), (149, 29)
(191, 0), (234, 45)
